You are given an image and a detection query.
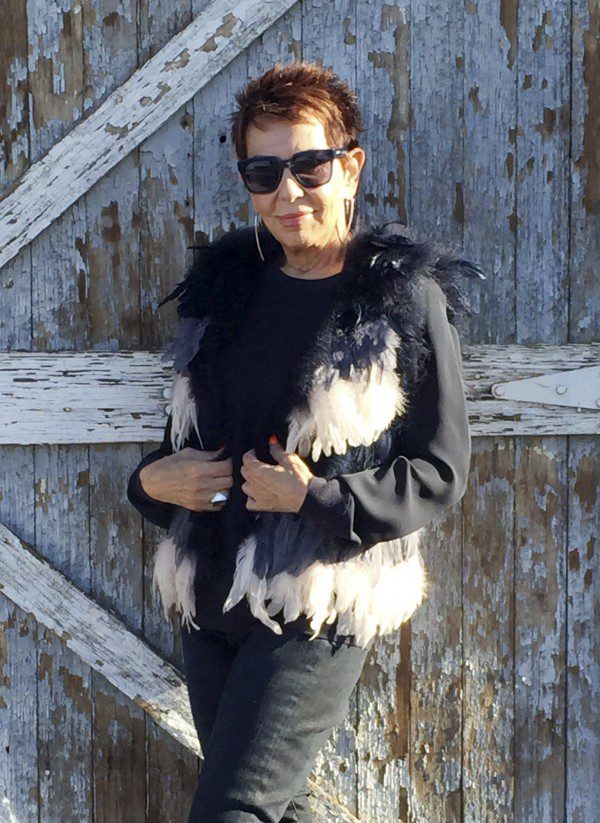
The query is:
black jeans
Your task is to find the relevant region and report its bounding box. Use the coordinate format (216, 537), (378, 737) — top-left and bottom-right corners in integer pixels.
(180, 619), (372, 822)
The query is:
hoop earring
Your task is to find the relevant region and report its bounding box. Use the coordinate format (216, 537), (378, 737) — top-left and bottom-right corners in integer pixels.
(344, 196), (355, 230)
(342, 195), (356, 237)
(254, 213), (266, 261)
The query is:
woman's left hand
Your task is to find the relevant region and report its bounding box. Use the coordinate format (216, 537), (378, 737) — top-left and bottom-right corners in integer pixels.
(241, 436), (314, 513)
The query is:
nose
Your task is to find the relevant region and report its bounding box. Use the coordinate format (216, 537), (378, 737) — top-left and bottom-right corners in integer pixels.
(278, 166), (304, 198)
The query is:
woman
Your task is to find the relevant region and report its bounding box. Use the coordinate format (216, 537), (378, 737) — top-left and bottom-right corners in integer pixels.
(127, 61), (484, 822)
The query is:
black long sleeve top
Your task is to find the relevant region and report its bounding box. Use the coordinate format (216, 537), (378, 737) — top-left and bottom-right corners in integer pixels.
(127, 262), (471, 637)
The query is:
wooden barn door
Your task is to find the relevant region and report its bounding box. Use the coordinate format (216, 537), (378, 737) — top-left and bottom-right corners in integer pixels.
(1, 1), (598, 822)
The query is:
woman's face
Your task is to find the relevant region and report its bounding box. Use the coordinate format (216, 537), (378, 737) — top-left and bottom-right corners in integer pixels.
(242, 117), (365, 256)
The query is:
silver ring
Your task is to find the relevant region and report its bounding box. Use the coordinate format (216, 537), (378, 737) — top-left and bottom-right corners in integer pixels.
(210, 490), (229, 505)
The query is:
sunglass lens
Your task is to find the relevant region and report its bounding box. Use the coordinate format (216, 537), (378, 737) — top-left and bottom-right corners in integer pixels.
(243, 159), (281, 193)
(293, 155), (332, 187)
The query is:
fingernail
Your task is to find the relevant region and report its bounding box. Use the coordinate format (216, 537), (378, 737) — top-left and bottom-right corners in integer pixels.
(268, 434), (278, 445)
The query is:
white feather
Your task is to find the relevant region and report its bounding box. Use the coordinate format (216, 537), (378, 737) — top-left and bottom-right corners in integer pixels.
(175, 552), (201, 631)
(152, 537), (179, 619)
(222, 534), (258, 613)
(286, 325), (407, 460)
(170, 372), (201, 452)
(223, 529), (428, 649)
(152, 536), (201, 631)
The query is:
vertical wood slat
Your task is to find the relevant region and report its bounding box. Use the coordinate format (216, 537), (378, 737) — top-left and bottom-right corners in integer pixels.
(0, 2), (35, 818)
(27, 2), (93, 820)
(137, 0), (200, 819)
(514, 436), (567, 821)
(566, 438), (600, 822)
(463, 438), (515, 820)
(82, 4), (148, 820)
(461, 1), (518, 809)
(0, 0), (29, 195)
(0, 450), (38, 823)
(568, 1), (600, 820)
(514, 5), (573, 823)
(410, 513), (464, 821)
(408, 0), (466, 821)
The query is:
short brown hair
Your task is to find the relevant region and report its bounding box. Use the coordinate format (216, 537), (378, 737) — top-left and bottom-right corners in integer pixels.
(230, 60), (364, 160)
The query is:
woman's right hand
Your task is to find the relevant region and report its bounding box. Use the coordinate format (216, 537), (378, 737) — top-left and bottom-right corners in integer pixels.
(139, 446), (233, 511)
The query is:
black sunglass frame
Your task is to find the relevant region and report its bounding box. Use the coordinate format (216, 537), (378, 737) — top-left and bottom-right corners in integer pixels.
(237, 147), (350, 193)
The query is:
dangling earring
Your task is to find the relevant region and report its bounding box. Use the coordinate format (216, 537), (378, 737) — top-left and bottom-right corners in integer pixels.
(254, 213), (265, 261)
(344, 195), (355, 231)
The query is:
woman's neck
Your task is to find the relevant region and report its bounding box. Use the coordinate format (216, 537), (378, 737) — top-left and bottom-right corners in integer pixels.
(279, 235), (352, 280)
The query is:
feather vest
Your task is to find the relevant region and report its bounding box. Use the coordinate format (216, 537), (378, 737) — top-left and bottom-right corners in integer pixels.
(151, 219), (485, 649)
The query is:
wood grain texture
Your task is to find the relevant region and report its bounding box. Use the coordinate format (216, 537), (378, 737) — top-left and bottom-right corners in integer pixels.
(566, 437), (599, 822)
(566, 0), (600, 820)
(82, 6), (148, 818)
(0, 450), (38, 823)
(0, 10), (35, 812)
(408, 1), (468, 821)
(463, 438), (515, 820)
(136, 2), (200, 817)
(514, 435), (568, 821)
(410, 510), (464, 821)
(26, 4), (94, 821)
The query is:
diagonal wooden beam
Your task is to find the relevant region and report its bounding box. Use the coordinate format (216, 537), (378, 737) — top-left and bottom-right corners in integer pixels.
(0, 520), (200, 754)
(1, 345), (599, 445)
(0, 520), (361, 822)
(0, 0), (298, 270)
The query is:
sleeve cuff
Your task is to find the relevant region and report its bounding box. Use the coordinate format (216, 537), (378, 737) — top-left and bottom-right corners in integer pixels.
(127, 468), (162, 508)
(295, 475), (347, 521)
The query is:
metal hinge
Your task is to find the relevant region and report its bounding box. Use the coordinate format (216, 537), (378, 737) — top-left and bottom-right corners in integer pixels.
(491, 365), (600, 410)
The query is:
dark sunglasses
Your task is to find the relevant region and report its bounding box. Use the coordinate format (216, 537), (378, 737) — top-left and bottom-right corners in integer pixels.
(237, 147), (350, 194)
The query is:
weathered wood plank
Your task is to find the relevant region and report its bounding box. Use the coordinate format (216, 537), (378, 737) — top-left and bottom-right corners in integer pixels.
(0, 6), (34, 809)
(460, 16), (520, 812)
(27, 3), (93, 820)
(91, 444), (147, 823)
(0, 0), (299, 269)
(566, 436), (600, 821)
(569, 0), (600, 342)
(0, 0), (29, 195)
(137, 2), (201, 817)
(515, 1), (571, 347)
(81, 4), (149, 816)
(191, 0), (249, 239)
(0, 448), (38, 823)
(514, 436), (567, 821)
(462, 438), (515, 820)
(513, 5), (573, 822)
(567, 0), (600, 817)
(35, 445), (94, 823)
(408, 1), (467, 820)
(410, 510), (464, 821)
